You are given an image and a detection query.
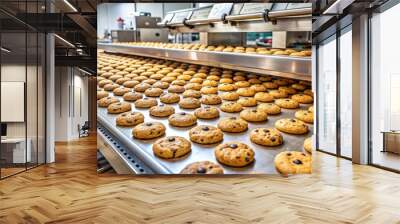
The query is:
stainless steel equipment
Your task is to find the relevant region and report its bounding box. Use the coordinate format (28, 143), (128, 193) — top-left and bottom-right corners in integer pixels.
(111, 16), (168, 43)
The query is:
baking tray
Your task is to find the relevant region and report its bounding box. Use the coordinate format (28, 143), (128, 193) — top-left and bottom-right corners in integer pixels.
(97, 91), (313, 174)
(98, 43), (312, 81)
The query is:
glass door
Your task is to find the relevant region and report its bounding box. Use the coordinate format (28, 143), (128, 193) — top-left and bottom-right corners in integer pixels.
(317, 35), (337, 154)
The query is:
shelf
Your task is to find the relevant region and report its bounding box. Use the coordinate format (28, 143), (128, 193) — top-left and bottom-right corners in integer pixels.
(98, 43), (311, 81)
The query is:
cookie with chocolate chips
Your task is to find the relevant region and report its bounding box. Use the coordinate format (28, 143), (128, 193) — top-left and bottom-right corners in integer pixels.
(237, 97), (257, 107)
(168, 112), (197, 127)
(189, 125), (224, 144)
(303, 137), (312, 154)
(132, 122), (166, 139)
(97, 96), (119, 107)
(214, 142), (255, 167)
(200, 94), (222, 105)
(134, 83), (151, 92)
(250, 128), (283, 146)
(168, 85), (185, 93)
(274, 151), (311, 175)
(254, 92), (274, 103)
(107, 102), (131, 114)
(274, 98), (299, 109)
(160, 93), (180, 104)
(152, 136), (191, 159)
(123, 92), (143, 102)
(194, 106), (220, 119)
(180, 161), (224, 174)
(220, 102), (243, 113)
(179, 97), (201, 109)
(134, 97), (158, 108)
(220, 92), (240, 101)
(217, 117), (248, 133)
(182, 89), (202, 98)
(149, 104), (175, 117)
(295, 110), (314, 124)
(257, 103), (281, 115)
(291, 93), (313, 104)
(144, 87), (164, 97)
(113, 87), (131, 96)
(239, 108), (268, 122)
(116, 111), (144, 127)
(275, 118), (309, 135)
(97, 90), (109, 100)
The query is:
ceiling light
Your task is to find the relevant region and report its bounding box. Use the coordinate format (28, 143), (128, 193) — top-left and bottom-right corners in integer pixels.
(63, 0), (78, 12)
(54, 34), (75, 48)
(1, 47), (11, 53)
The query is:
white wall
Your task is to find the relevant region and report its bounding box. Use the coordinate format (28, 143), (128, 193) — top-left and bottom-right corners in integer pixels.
(54, 67), (89, 141)
(97, 3), (193, 39)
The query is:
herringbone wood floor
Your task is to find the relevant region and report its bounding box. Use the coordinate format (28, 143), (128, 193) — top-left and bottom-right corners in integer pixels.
(0, 135), (399, 224)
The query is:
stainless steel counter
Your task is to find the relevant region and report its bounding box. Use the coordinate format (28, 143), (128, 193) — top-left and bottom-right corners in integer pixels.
(97, 93), (313, 174)
(98, 43), (312, 81)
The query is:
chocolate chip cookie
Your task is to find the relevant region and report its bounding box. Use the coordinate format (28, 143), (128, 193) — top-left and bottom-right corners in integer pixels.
(123, 92), (143, 102)
(295, 110), (314, 124)
(113, 87), (131, 96)
(239, 108), (268, 122)
(189, 125), (224, 144)
(200, 94), (222, 105)
(180, 161), (224, 174)
(274, 151), (312, 175)
(97, 90), (109, 100)
(275, 118), (309, 135)
(200, 86), (218, 94)
(254, 92), (274, 103)
(257, 103), (281, 115)
(152, 136), (191, 159)
(250, 128), (283, 146)
(220, 102), (243, 113)
(144, 87), (164, 97)
(303, 137), (312, 154)
(269, 90), (288, 99)
(217, 117), (248, 133)
(149, 104), (175, 117)
(182, 89), (202, 98)
(134, 83), (151, 92)
(194, 106), (220, 119)
(291, 93), (313, 104)
(237, 97), (257, 107)
(116, 111), (144, 126)
(160, 93), (180, 104)
(134, 97), (158, 108)
(218, 83), (237, 92)
(98, 96), (120, 107)
(179, 97), (201, 109)
(237, 87), (256, 97)
(215, 142), (255, 167)
(168, 112), (197, 127)
(132, 122), (166, 139)
(168, 85), (185, 93)
(220, 92), (240, 101)
(274, 98), (299, 109)
(107, 102), (132, 114)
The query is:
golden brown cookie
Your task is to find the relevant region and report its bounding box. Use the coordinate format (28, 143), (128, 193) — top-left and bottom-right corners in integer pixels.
(160, 93), (180, 104)
(107, 102), (132, 114)
(218, 83), (237, 92)
(189, 125), (224, 144)
(149, 104), (175, 117)
(116, 111), (144, 127)
(180, 161), (224, 174)
(123, 92), (143, 102)
(97, 90), (109, 100)
(182, 90), (202, 98)
(220, 102), (243, 113)
(168, 112), (197, 127)
(132, 122), (166, 139)
(239, 108), (268, 122)
(144, 87), (164, 97)
(254, 92), (274, 102)
(98, 96), (120, 107)
(291, 93), (313, 104)
(123, 80), (140, 88)
(134, 83), (151, 92)
(257, 103), (281, 115)
(295, 110), (314, 124)
(215, 142), (255, 167)
(304, 137), (312, 154)
(274, 98), (299, 109)
(152, 81), (170, 89)
(220, 92), (240, 101)
(308, 106), (314, 113)
(184, 83), (202, 91)
(250, 84), (267, 92)
(179, 97), (201, 109)
(200, 86), (218, 94)
(200, 94), (222, 105)
(217, 117), (248, 133)
(237, 87), (255, 97)
(194, 106), (220, 119)
(275, 118), (309, 135)
(250, 128), (283, 146)
(168, 85), (185, 93)
(237, 97), (257, 107)
(103, 83), (120, 91)
(274, 151), (312, 175)
(152, 136), (191, 159)
(134, 97), (158, 108)
(269, 90), (288, 99)
(113, 87), (131, 96)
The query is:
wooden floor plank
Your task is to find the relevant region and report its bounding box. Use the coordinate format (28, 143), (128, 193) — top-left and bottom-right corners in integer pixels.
(0, 135), (399, 224)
